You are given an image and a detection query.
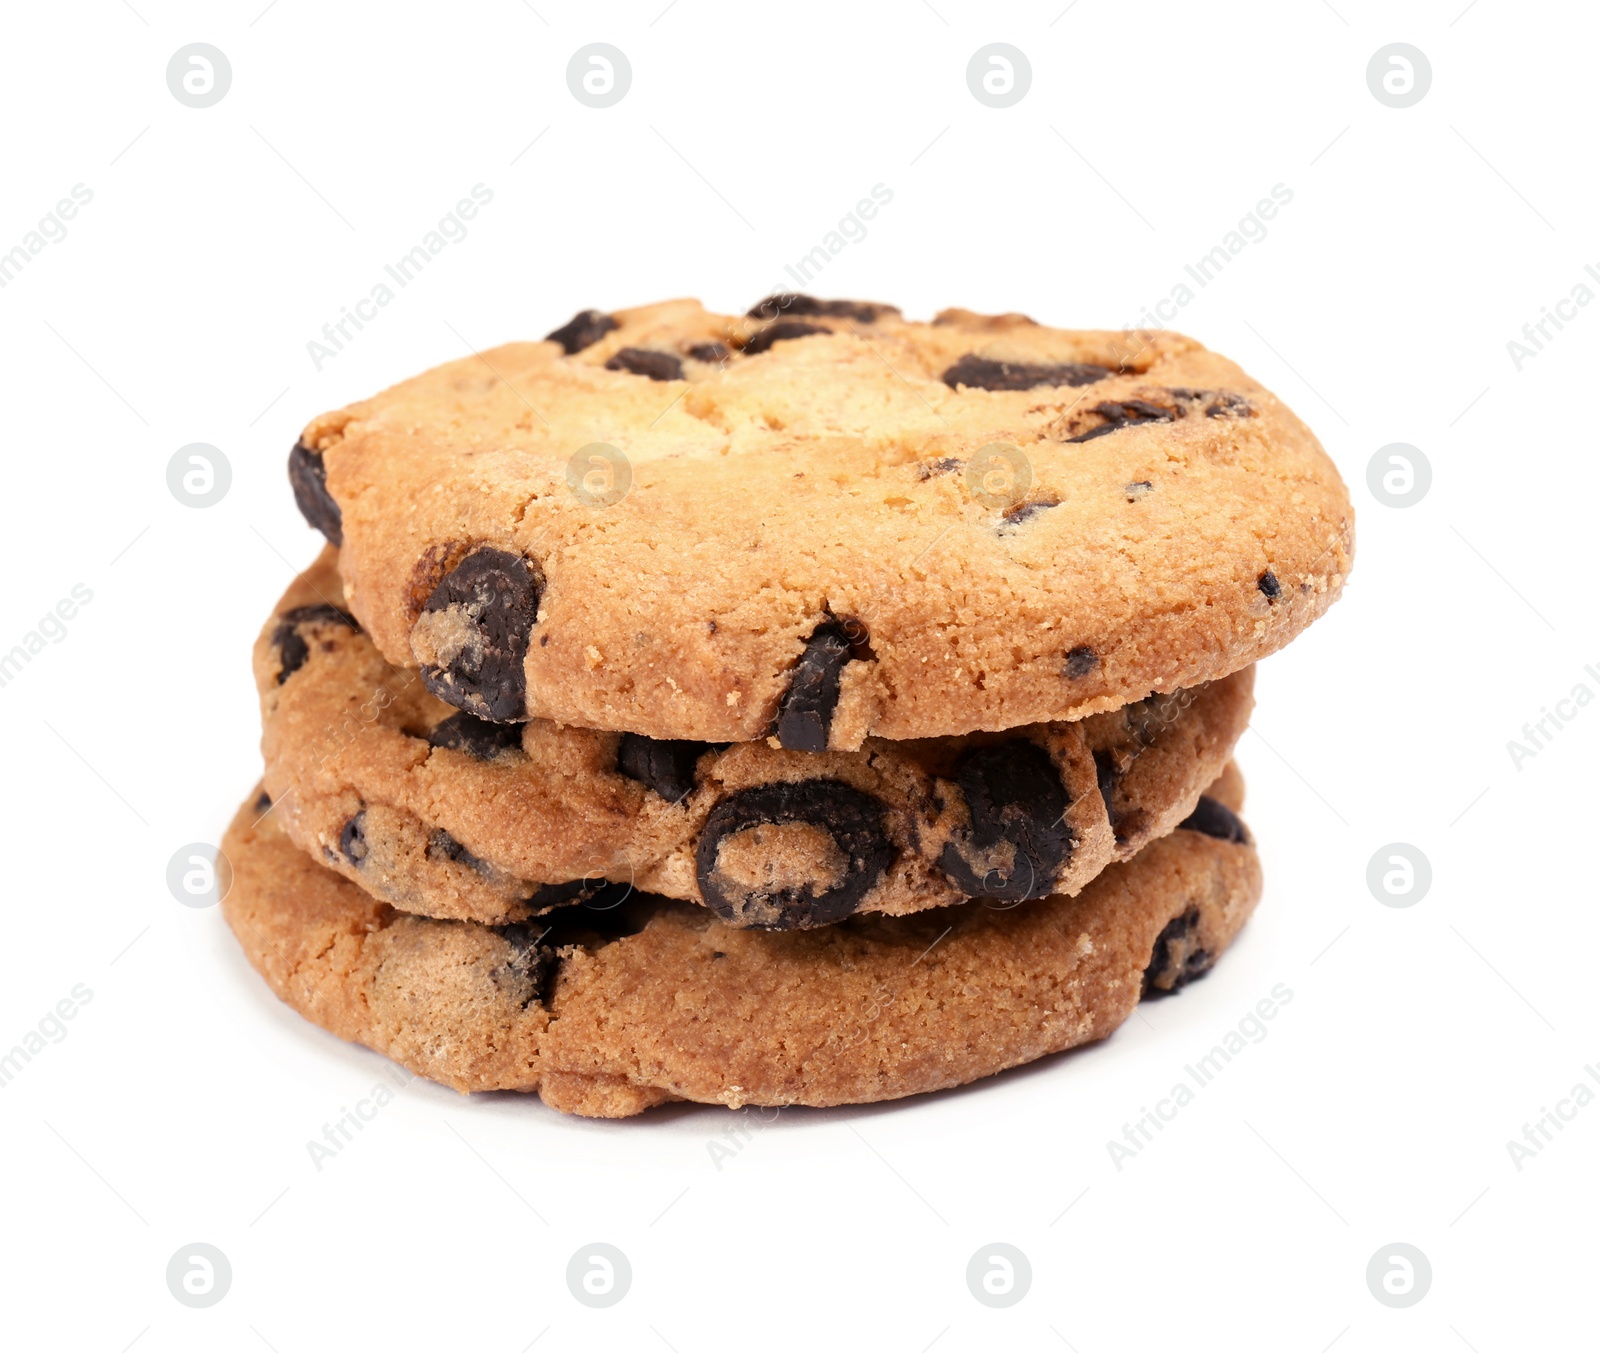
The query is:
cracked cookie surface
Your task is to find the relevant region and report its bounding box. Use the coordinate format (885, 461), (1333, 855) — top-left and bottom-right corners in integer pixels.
(221, 767), (1260, 1117)
(292, 296), (1351, 743)
(257, 549), (1252, 928)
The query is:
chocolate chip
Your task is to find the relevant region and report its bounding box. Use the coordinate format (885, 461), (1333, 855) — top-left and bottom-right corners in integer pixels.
(686, 341), (729, 363)
(941, 354), (1111, 392)
(1142, 906), (1213, 997)
(1091, 747), (1147, 848)
(696, 780), (895, 929)
(1093, 748), (1119, 819)
(774, 621), (855, 752)
(413, 548), (541, 723)
(1178, 795), (1249, 844)
(1168, 387), (1253, 419)
(427, 712), (525, 761)
(616, 733), (710, 804)
(485, 922), (556, 1008)
(1001, 498), (1060, 527)
(1064, 646), (1099, 679)
(1258, 570), (1281, 601)
(746, 294), (897, 324)
(288, 442), (343, 546)
(605, 347), (684, 382)
(339, 811), (368, 866)
(545, 309), (618, 354)
(1064, 399), (1175, 443)
(1204, 391), (1252, 418)
(254, 789), (272, 812)
(741, 320), (831, 356)
(271, 604), (359, 684)
(427, 828), (489, 873)
(938, 740), (1072, 903)
(917, 457), (963, 479)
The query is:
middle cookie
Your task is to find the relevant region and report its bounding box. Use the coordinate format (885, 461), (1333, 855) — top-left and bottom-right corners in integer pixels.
(257, 548), (1253, 929)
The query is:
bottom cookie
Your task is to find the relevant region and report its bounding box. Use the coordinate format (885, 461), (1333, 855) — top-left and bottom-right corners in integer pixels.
(220, 764), (1261, 1118)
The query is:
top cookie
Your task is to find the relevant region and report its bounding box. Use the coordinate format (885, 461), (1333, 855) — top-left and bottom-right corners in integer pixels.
(293, 296), (1352, 745)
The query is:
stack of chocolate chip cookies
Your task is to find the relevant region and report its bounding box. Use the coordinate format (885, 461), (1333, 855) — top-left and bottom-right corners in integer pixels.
(224, 296), (1352, 1118)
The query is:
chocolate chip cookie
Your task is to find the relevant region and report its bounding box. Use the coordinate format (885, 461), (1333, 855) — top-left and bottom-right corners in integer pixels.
(291, 296), (1351, 745)
(257, 549), (1253, 928)
(221, 769), (1261, 1117)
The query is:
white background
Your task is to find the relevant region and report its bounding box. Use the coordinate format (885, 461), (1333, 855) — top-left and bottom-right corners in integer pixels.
(1, 1), (1595, 1348)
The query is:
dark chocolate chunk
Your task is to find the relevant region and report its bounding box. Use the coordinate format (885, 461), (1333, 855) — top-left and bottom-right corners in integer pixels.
(1064, 646), (1099, 680)
(485, 922), (556, 1008)
(545, 309), (618, 354)
(938, 740), (1072, 903)
(1064, 399), (1175, 443)
(741, 320), (830, 356)
(616, 733), (711, 804)
(271, 604), (359, 684)
(427, 712), (525, 761)
(1258, 570), (1281, 601)
(1178, 795), (1249, 845)
(1206, 392), (1251, 417)
(696, 780), (895, 930)
(1167, 387), (1253, 419)
(746, 294), (898, 324)
(941, 354), (1111, 392)
(288, 442), (343, 546)
(686, 341), (729, 363)
(774, 620), (855, 752)
(1093, 748), (1119, 819)
(605, 347), (684, 382)
(917, 457), (963, 480)
(1142, 906), (1214, 997)
(1001, 498), (1060, 527)
(414, 548), (541, 723)
(339, 811), (368, 866)
(253, 789), (272, 812)
(1091, 747), (1147, 848)
(426, 828), (491, 873)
